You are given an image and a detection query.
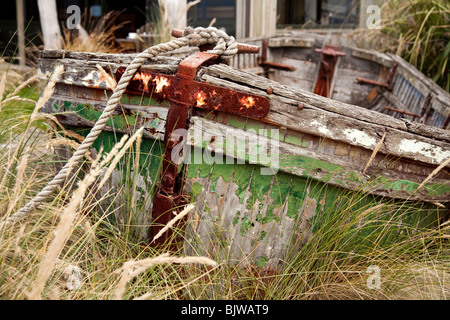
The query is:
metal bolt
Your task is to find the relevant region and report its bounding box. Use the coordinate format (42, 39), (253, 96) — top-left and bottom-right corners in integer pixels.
(297, 103), (304, 111)
(174, 91), (182, 100)
(266, 87), (273, 95)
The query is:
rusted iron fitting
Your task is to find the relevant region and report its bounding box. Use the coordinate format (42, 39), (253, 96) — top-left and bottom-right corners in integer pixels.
(116, 50), (271, 248)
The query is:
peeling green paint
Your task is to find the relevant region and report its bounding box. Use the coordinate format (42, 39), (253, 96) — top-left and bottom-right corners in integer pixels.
(245, 121), (262, 133)
(211, 162), (234, 183)
(279, 153), (344, 177)
(240, 213), (253, 235)
(223, 116), (247, 130)
(259, 230), (267, 240)
(390, 180), (419, 192)
(232, 164), (253, 203)
(257, 210), (279, 224)
(190, 182), (203, 201)
(425, 183), (450, 196)
(63, 101), (164, 134)
(256, 256), (269, 268)
(284, 133), (306, 147)
(184, 129), (447, 202)
(56, 77), (448, 264)
(210, 179), (217, 193)
(66, 102), (138, 130)
(232, 211), (241, 226)
(375, 177), (450, 197)
(120, 93), (170, 107)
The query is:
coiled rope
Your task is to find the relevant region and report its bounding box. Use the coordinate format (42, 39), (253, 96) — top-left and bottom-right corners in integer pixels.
(4, 27), (238, 225)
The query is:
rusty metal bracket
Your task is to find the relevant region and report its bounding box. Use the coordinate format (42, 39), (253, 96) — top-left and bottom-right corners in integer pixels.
(116, 48), (270, 247)
(356, 63), (398, 90)
(115, 65), (270, 119)
(258, 39), (296, 72)
(385, 106), (422, 119)
(313, 44), (346, 98)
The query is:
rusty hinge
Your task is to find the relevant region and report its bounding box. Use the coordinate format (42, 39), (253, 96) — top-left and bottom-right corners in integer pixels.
(356, 63), (398, 90)
(116, 41), (270, 248)
(313, 44), (346, 98)
(258, 39), (296, 73)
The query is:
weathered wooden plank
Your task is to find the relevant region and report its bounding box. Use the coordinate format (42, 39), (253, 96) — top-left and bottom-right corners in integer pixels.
(200, 71), (450, 166)
(43, 86), (169, 141)
(183, 161), (307, 268)
(203, 63), (410, 131)
(402, 120), (450, 141)
(186, 116), (450, 201)
(269, 37), (315, 48)
(278, 57), (317, 80)
(331, 67), (376, 104)
(40, 49), (184, 67)
(281, 47), (321, 64)
(39, 57), (180, 91)
(270, 75), (314, 93)
(335, 47), (383, 76)
(350, 47), (393, 68)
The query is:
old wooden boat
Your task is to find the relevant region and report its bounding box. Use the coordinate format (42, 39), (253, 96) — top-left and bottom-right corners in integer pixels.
(231, 31), (450, 130)
(38, 40), (449, 268)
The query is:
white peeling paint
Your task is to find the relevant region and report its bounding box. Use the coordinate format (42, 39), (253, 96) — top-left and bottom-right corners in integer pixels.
(310, 120), (333, 137)
(81, 70), (109, 88)
(398, 139), (450, 164)
(343, 129), (377, 148)
(81, 71), (97, 87)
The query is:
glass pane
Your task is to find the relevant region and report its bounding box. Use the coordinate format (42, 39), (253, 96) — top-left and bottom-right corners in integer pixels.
(277, 0), (358, 29)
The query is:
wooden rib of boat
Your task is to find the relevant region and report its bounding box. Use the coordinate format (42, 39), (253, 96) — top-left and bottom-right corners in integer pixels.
(38, 44), (449, 268)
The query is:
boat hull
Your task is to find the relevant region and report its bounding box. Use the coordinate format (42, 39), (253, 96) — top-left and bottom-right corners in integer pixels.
(39, 50), (449, 267)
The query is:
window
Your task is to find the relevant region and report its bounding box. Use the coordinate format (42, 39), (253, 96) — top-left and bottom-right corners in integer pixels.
(187, 0), (236, 36)
(277, 0), (359, 29)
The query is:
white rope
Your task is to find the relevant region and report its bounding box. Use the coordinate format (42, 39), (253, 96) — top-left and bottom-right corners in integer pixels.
(4, 27), (237, 225)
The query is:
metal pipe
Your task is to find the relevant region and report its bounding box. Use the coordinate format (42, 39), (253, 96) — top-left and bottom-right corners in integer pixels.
(385, 106), (422, 118)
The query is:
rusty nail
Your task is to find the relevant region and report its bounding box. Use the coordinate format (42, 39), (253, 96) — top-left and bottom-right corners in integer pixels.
(266, 87), (273, 95)
(297, 103), (304, 111)
(174, 90), (182, 99)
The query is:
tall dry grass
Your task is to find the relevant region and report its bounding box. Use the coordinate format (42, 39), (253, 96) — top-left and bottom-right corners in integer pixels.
(151, 0), (201, 44)
(0, 64), (218, 300)
(354, 0), (450, 92)
(60, 11), (125, 53)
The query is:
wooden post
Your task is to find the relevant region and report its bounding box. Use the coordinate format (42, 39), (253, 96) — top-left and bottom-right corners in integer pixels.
(248, 0), (277, 38)
(235, 0), (248, 40)
(160, 0), (187, 30)
(15, 0), (25, 66)
(37, 0), (62, 50)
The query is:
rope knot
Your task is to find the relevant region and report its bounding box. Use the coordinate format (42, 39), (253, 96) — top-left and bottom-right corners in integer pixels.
(183, 26), (238, 61)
